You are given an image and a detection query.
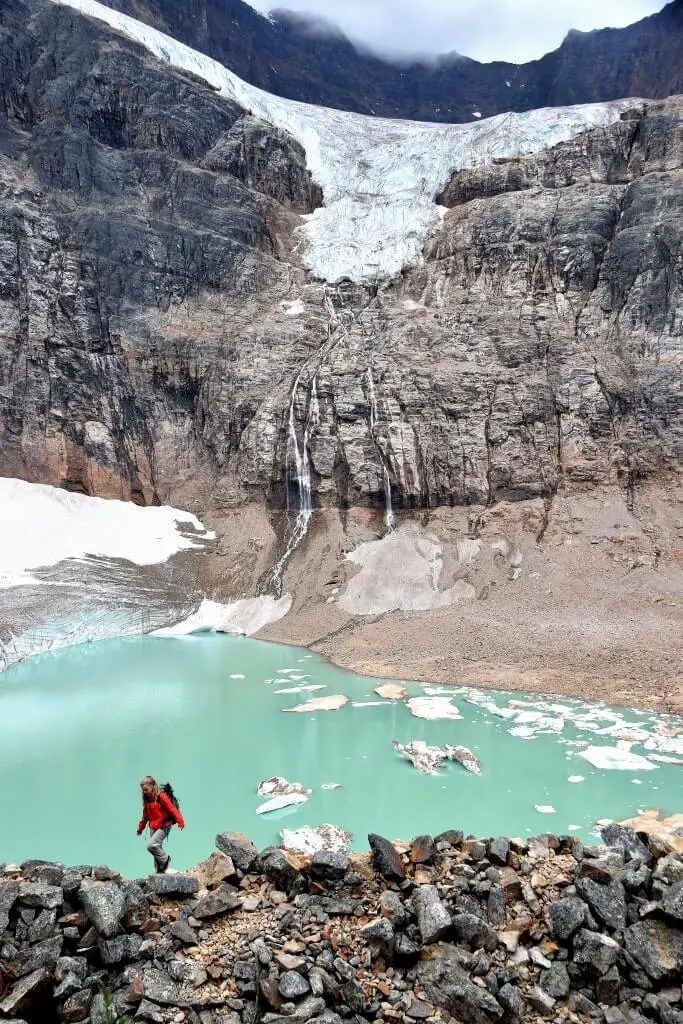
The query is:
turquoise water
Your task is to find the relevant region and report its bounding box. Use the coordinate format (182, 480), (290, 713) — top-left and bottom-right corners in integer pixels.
(0, 634), (681, 877)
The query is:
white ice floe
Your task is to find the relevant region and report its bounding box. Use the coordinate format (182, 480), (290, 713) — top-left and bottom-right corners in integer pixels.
(0, 477), (213, 589)
(406, 696), (463, 721)
(648, 754), (683, 765)
(51, 0), (644, 284)
(283, 694), (349, 713)
(153, 595), (292, 636)
(321, 783), (343, 790)
(256, 793), (309, 815)
(375, 683), (407, 700)
(535, 805), (556, 814)
(280, 824), (352, 855)
(579, 744), (657, 772)
(276, 684), (327, 694)
(568, 776), (585, 783)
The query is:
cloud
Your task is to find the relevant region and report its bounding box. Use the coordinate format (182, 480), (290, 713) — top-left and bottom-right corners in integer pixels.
(246, 0), (666, 63)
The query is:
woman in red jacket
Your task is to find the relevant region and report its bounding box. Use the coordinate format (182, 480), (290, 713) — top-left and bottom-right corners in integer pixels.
(137, 775), (185, 873)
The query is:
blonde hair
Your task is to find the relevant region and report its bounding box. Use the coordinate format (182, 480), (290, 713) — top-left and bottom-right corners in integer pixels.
(140, 775), (160, 802)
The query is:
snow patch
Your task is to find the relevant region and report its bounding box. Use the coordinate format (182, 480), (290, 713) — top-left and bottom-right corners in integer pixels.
(51, 0), (642, 284)
(0, 477), (212, 588)
(153, 595), (292, 636)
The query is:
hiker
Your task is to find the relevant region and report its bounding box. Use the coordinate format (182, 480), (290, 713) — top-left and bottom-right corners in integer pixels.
(136, 775), (184, 873)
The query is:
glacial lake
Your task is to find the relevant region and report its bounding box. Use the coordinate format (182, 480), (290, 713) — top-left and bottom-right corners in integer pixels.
(1, 634), (681, 876)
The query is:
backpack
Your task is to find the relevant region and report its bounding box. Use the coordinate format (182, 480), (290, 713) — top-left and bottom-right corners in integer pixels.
(161, 782), (180, 816)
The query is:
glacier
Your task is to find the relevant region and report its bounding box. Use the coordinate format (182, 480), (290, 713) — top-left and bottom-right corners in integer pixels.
(52, 0), (643, 285)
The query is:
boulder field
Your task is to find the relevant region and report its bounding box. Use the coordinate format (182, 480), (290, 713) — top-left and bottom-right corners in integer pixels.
(2, 824), (683, 1023)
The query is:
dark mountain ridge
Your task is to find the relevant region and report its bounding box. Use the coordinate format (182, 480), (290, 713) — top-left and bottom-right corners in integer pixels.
(103, 0), (683, 122)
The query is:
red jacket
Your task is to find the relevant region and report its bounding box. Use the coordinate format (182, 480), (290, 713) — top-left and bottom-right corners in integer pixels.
(138, 792), (185, 834)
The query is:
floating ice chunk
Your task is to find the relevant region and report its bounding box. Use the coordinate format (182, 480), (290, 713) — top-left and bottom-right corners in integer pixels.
(351, 701), (389, 708)
(276, 684), (327, 694)
(568, 776), (585, 783)
(406, 696), (462, 721)
(256, 792), (309, 815)
(509, 726), (537, 739)
(444, 744), (482, 775)
(644, 735), (683, 756)
(579, 745), (657, 771)
(284, 695), (349, 713)
(230, 674), (245, 680)
(535, 805), (556, 814)
(280, 824), (352, 855)
(648, 754), (683, 765)
(375, 683), (407, 700)
(597, 723), (652, 742)
(321, 783), (342, 790)
(257, 776), (311, 798)
(568, 824), (581, 831)
(393, 739), (447, 775)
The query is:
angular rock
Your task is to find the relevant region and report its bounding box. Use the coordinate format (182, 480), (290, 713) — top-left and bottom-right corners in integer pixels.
(262, 850), (305, 893)
(624, 920), (683, 982)
(309, 850), (349, 881)
(0, 968), (51, 1016)
(193, 886), (241, 919)
(548, 897), (586, 940)
(17, 882), (63, 910)
(368, 834), (406, 881)
(662, 881), (683, 921)
(122, 881), (149, 930)
(601, 824), (652, 864)
(488, 838), (510, 866)
(595, 965), (621, 1006)
(142, 967), (182, 1006)
(418, 955), (504, 1024)
(62, 988), (92, 1023)
(487, 886), (505, 927)
(540, 962), (570, 998)
(528, 985), (556, 1015)
(414, 884), (451, 945)
(394, 932), (421, 959)
(279, 971), (310, 999)
(451, 912), (498, 952)
(380, 890), (410, 928)
(497, 982), (525, 1020)
(170, 920), (198, 944)
(145, 873), (200, 897)
(575, 876), (627, 930)
(573, 929), (621, 975)
(79, 880), (125, 938)
(361, 917), (395, 958)
(410, 835), (437, 864)
(7, 935), (62, 979)
(216, 832), (258, 872)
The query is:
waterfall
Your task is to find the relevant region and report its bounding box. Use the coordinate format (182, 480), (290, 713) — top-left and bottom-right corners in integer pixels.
(271, 371), (319, 592)
(367, 368), (395, 532)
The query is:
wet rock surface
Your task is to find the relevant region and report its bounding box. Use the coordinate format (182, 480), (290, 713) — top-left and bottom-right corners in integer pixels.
(1, 825), (683, 1023)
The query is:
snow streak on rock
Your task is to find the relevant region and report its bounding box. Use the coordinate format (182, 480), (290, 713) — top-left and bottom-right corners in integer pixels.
(52, 0), (643, 284)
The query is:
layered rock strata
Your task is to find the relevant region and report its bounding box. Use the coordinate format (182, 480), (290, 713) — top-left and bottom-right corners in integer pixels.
(2, 824), (683, 1023)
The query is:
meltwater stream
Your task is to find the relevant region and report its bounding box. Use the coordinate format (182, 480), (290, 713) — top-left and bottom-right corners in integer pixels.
(1, 634), (681, 877)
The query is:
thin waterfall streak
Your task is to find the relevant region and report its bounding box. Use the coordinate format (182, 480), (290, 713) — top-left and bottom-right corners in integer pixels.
(367, 367), (395, 533)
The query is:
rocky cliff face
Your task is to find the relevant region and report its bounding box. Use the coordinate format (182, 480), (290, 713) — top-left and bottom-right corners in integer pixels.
(100, 0), (683, 123)
(0, 1), (680, 517)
